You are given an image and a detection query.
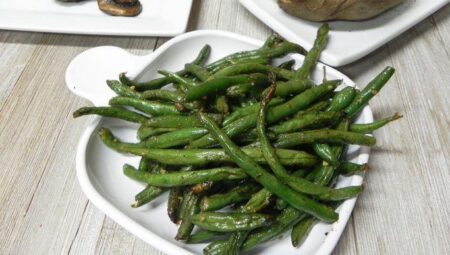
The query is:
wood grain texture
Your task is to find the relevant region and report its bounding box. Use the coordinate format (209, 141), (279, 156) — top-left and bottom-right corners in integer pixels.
(0, 1), (449, 255)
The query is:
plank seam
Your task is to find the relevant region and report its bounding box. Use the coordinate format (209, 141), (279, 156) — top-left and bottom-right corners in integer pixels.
(67, 201), (89, 255)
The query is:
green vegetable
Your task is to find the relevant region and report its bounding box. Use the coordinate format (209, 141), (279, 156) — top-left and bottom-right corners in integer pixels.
(274, 129), (376, 148)
(197, 112), (338, 223)
(295, 23), (329, 80)
(350, 113), (402, 133)
(73, 106), (147, 123)
(192, 212), (272, 232)
(175, 190), (200, 240)
(109, 96), (180, 116)
(131, 44), (211, 91)
(345, 66), (395, 117)
(185, 74), (270, 101)
(200, 183), (260, 211)
(100, 128), (318, 166)
(190, 81), (337, 148)
(124, 165), (247, 186)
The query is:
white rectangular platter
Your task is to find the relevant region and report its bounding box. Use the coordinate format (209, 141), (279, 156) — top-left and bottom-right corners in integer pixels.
(0, 0), (193, 36)
(240, 0), (449, 66)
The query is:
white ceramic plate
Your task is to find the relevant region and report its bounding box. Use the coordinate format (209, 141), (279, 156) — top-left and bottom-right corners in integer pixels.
(66, 30), (373, 255)
(239, 0), (449, 66)
(0, 0), (192, 36)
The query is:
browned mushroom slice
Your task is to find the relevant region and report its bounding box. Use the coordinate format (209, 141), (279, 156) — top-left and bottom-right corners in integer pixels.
(97, 0), (142, 17)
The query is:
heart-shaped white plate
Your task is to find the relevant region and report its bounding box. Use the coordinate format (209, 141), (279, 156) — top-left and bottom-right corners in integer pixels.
(66, 30), (373, 255)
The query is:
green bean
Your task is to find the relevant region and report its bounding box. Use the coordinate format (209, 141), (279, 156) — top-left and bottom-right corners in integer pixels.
(209, 188), (275, 254)
(158, 70), (198, 91)
(326, 86), (357, 112)
(338, 162), (369, 175)
(241, 207), (305, 251)
(295, 23), (329, 80)
(109, 97), (180, 116)
(243, 160), (335, 251)
(197, 112), (338, 222)
(313, 143), (338, 165)
(350, 113), (402, 133)
(312, 165), (335, 186)
(140, 89), (184, 102)
(131, 186), (166, 208)
(185, 74), (270, 101)
(278, 59), (296, 70)
(269, 111), (342, 134)
(107, 80), (142, 98)
(192, 212), (272, 232)
(188, 230), (226, 244)
(206, 186), (273, 254)
(242, 188), (273, 213)
(143, 114), (223, 129)
(312, 92), (352, 163)
(142, 127), (208, 148)
(265, 78), (318, 98)
(222, 231), (248, 255)
(100, 128), (318, 166)
(262, 33), (284, 48)
(256, 81), (292, 180)
(132, 44), (211, 91)
(291, 216), (318, 247)
(257, 87), (362, 201)
(73, 106), (147, 123)
(191, 181), (214, 195)
(274, 129), (376, 148)
(124, 165), (247, 186)
(137, 127), (178, 140)
(294, 100), (330, 117)
(131, 164), (167, 208)
(185, 63), (212, 81)
(138, 157), (150, 172)
(207, 42), (307, 73)
(200, 183), (260, 211)
(305, 166), (321, 182)
(213, 63), (295, 80)
(168, 187), (184, 223)
(345, 66), (395, 117)
(331, 118), (351, 160)
(203, 240), (229, 255)
(223, 98), (284, 126)
(275, 198), (288, 210)
(190, 81), (338, 148)
(225, 83), (262, 98)
(176, 190), (200, 240)
(119, 72), (133, 87)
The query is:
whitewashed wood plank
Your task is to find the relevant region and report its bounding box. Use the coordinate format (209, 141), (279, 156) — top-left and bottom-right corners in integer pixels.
(0, 31), (43, 110)
(0, 34), (157, 255)
(340, 11), (450, 255)
(332, 218), (358, 255)
(68, 203), (106, 255)
(431, 4), (450, 56)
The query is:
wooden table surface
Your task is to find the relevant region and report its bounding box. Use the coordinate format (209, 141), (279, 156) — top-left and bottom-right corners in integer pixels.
(1, 1), (449, 254)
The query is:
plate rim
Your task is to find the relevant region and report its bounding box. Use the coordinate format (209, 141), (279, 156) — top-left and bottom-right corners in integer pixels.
(239, 0), (450, 66)
(0, 0), (193, 36)
(69, 30), (373, 255)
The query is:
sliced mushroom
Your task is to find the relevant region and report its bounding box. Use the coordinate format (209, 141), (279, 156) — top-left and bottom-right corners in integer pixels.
(97, 0), (142, 17)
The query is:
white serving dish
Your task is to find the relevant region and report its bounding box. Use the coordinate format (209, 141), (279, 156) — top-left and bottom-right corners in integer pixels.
(0, 0), (192, 36)
(66, 30), (373, 255)
(239, 0), (449, 66)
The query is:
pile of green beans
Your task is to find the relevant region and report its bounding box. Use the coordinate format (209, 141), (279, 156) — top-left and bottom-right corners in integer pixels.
(73, 24), (402, 255)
